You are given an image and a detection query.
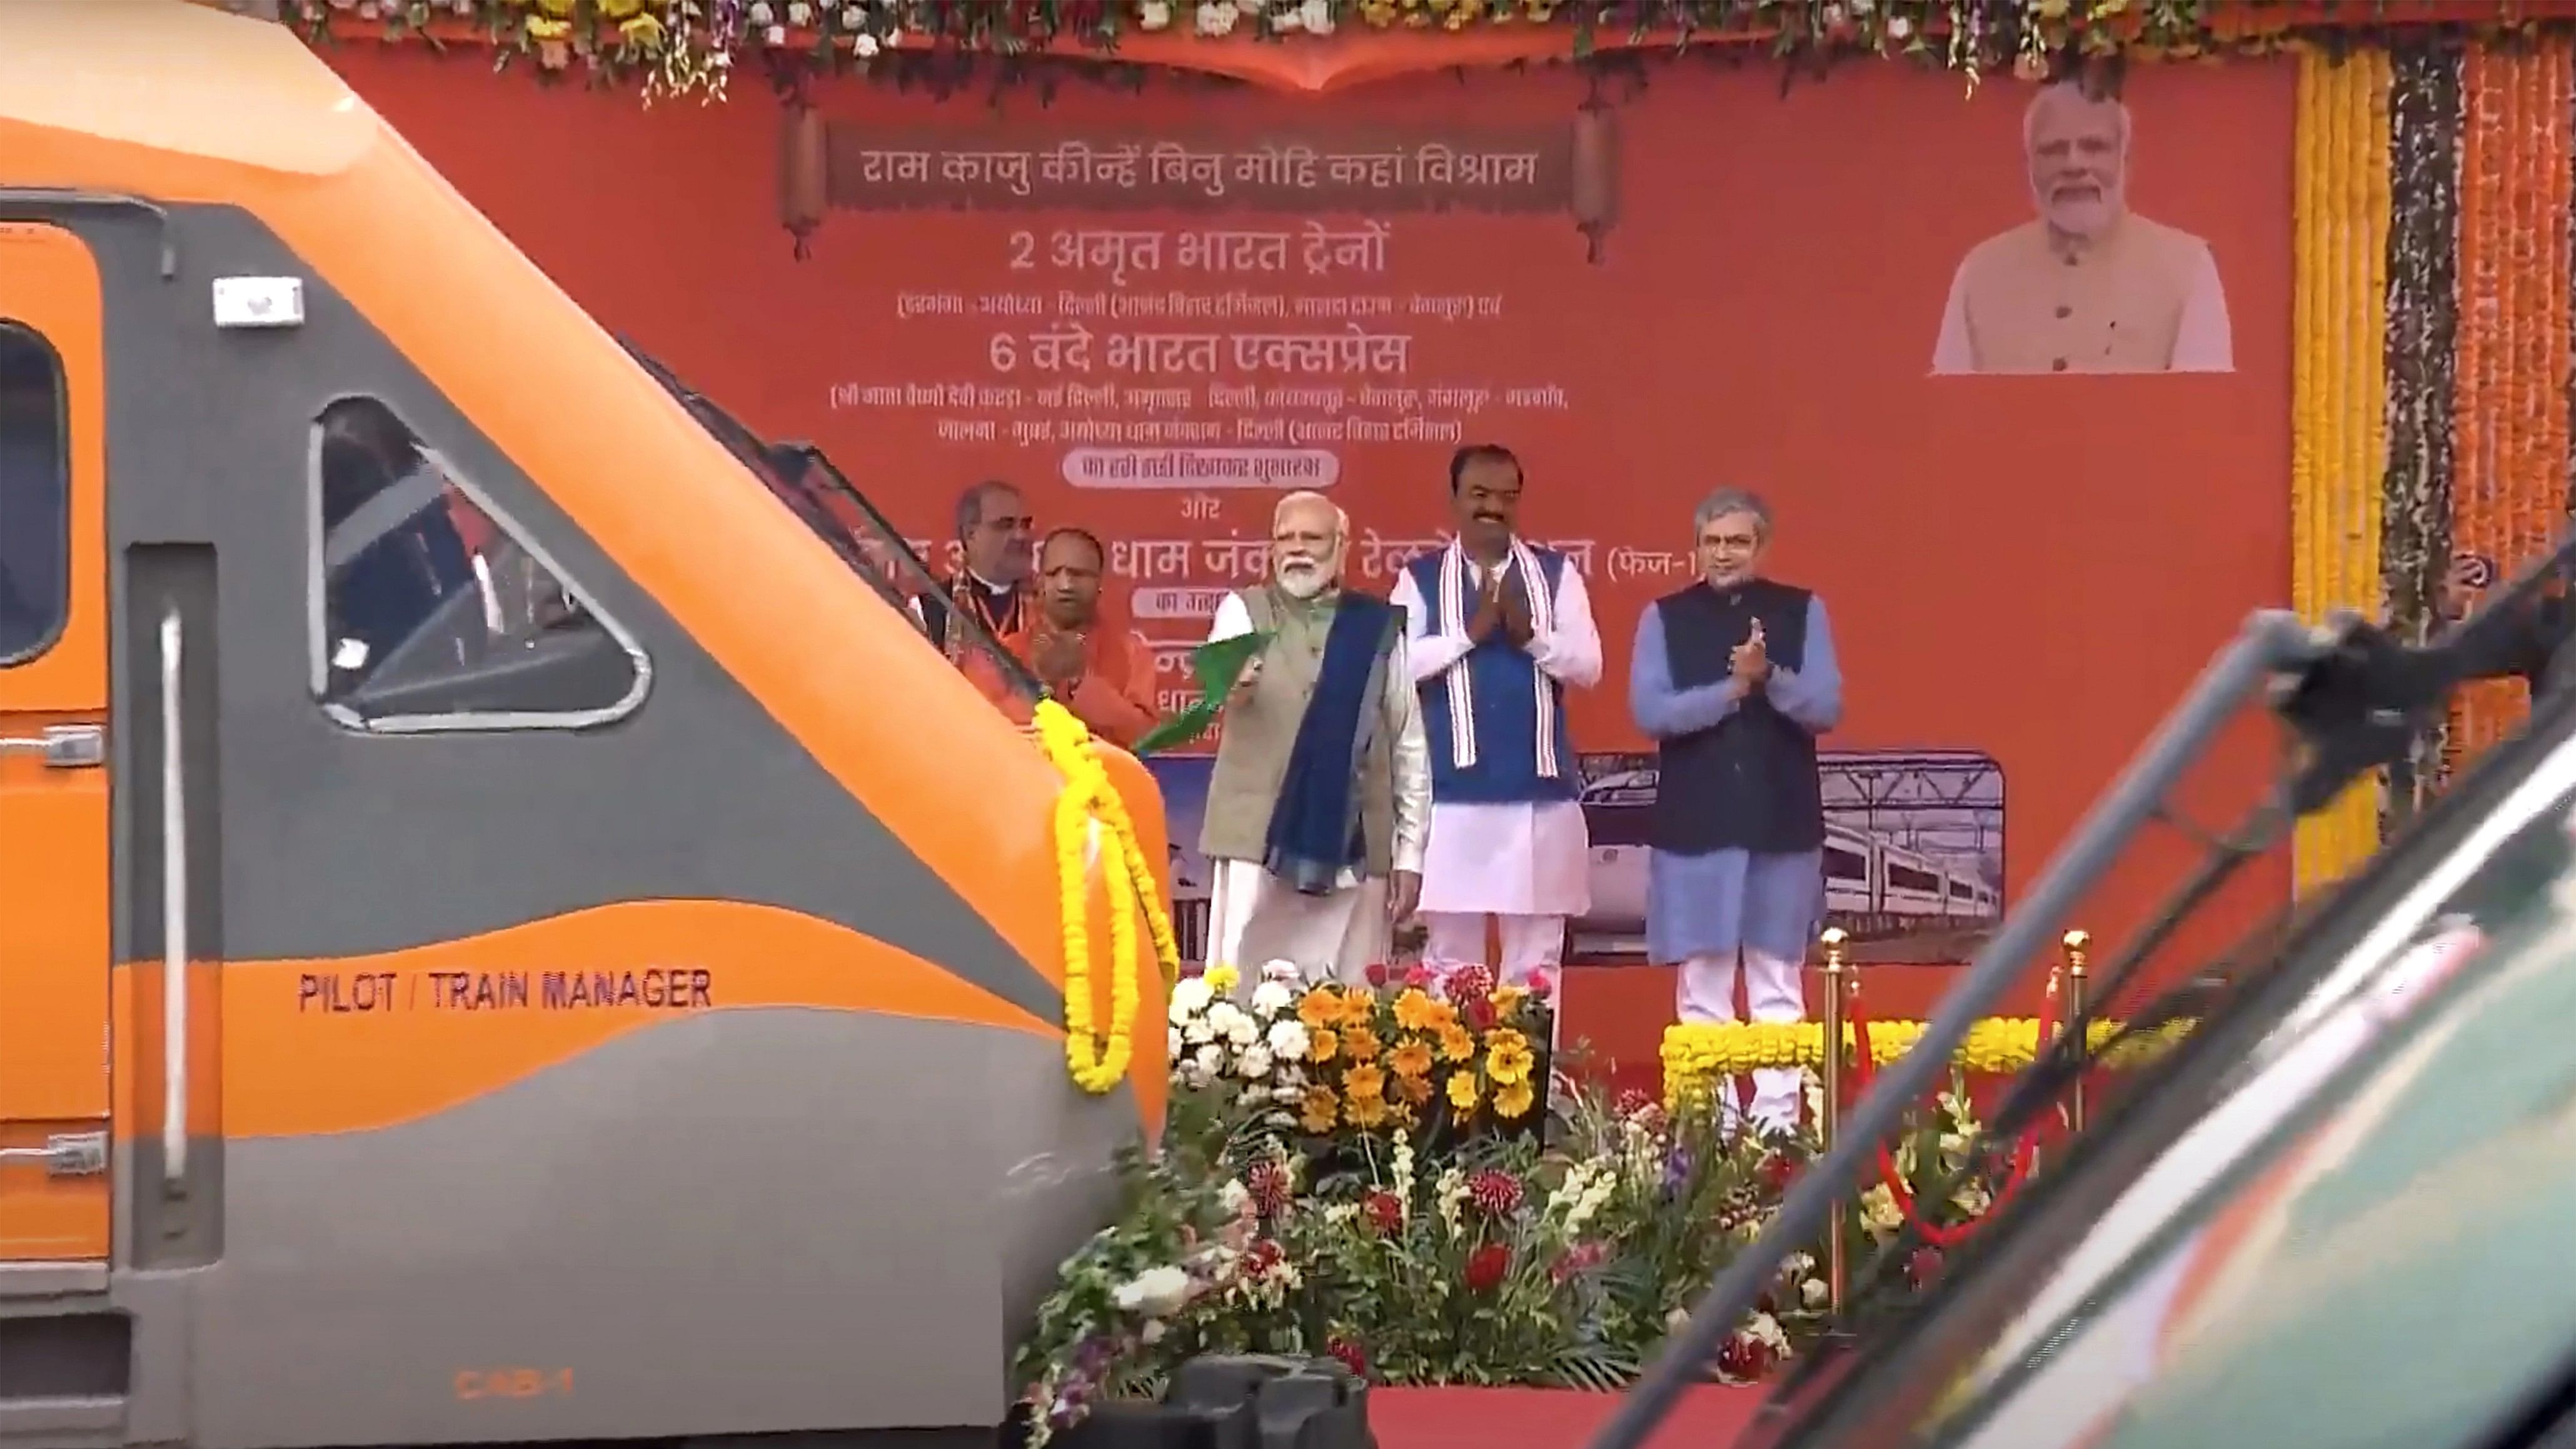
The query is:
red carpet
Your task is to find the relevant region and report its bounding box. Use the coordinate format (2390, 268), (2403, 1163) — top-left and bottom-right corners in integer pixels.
(1372, 1386), (1764, 1449)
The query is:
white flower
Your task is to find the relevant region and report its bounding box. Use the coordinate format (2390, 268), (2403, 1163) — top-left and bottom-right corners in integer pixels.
(1219, 1180), (1251, 1215)
(1802, 1277), (1830, 1308)
(1204, 1000), (1249, 1039)
(748, 1), (776, 23)
(1298, 0), (1334, 30)
(1860, 1184), (1904, 1233)
(1112, 1265), (1194, 1317)
(1169, 977), (1214, 1023)
(1272, 3), (1302, 28)
(1184, 1019), (1214, 1047)
(1747, 1312), (1791, 1351)
(1884, 13), (1912, 39)
(1250, 980), (1295, 1016)
(1140, 1318), (1167, 1344)
(1666, 1306), (1691, 1333)
(1193, 1043), (1226, 1076)
(1236, 1045), (1274, 1079)
(1260, 958), (1301, 982)
(1271, 1083), (1306, 1105)
(1168, 1026), (1185, 1058)
(1138, 0), (1173, 28)
(1222, 1011), (1260, 1049)
(764, 23), (788, 43)
(1234, 0), (1262, 11)
(1194, 1), (1237, 34)
(1324, 1202), (1360, 1226)
(1265, 1018), (1311, 1060)
(852, 29), (880, 53)
(787, 0), (813, 23)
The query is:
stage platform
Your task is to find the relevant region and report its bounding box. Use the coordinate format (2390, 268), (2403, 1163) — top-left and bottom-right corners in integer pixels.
(1374, 1385), (1764, 1449)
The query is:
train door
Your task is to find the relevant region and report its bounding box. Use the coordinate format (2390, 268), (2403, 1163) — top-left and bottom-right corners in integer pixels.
(0, 223), (111, 1265)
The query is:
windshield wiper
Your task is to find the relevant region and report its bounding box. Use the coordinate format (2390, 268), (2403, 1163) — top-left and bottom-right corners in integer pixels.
(1591, 536), (2576, 1449)
(614, 337), (1042, 702)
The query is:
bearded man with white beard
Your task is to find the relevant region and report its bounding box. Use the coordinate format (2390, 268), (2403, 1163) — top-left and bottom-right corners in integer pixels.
(1929, 80), (2232, 376)
(1199, 490), (1431, 984)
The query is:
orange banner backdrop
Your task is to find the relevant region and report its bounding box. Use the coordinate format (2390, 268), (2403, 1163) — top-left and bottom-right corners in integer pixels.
(330, 48), (2295, 966)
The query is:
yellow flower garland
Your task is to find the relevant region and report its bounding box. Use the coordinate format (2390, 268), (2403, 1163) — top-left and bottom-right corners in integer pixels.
(1659, 1017), (2191, 1111)
(2288, 47), (2391, 895)
(1032, 699), (1184, 1094)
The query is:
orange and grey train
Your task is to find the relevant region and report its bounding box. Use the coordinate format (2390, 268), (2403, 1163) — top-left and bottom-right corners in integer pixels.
(0, 5), (1174, 1447)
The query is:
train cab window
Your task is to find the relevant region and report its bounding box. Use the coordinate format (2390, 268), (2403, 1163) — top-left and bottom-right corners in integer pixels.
(307, 398), (647, 731)
(0, 323), (68, 666)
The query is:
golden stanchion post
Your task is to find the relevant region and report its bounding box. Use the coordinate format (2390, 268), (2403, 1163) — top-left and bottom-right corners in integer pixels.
(2062, 930), (2091, 1134)
(1818, 926), (1850, 1314)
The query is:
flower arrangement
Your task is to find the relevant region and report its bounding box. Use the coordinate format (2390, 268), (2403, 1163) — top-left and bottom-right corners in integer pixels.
(294, 0), (2516, 93)
(1167, 960), (1552, 1140)
(1659, 1013), (2191, 1110)
(1016, 961), (2040, 1441)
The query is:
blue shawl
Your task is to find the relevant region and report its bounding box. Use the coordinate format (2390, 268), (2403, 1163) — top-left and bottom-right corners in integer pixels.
(1264, 591), (1396, 895)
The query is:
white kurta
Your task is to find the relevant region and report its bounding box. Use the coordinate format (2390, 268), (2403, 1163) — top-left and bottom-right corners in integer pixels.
(1389, 549), (1604, 918)
(1202, 590), (1432, 985)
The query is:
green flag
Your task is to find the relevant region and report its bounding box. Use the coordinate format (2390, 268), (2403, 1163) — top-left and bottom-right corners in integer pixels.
(1132, 629), (1271, 757)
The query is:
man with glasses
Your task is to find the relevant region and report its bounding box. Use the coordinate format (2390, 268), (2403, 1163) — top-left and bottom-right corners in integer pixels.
(1629, 488), (1843, 1135)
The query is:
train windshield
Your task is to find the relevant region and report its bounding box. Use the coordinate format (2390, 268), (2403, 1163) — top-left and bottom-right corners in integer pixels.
(1748, 605), (2576, 1449)
(1920, 742), (2576, 1449)
(617, 340), (1039, 706)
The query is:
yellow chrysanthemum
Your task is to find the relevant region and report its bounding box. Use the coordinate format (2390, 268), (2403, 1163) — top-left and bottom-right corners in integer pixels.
(1484, 1030), (1535, 1088)
(1445, 1070), (1481, 1111)
(1345, 1093), (1392, 1130)
(1307, 1027), (1341, 1065)
(1300, 1085), (1339, 1133)
(1492, 984), (1527, 1016)
(1342, 1026), (1382, 1063)
(1337, 990), (1379, 1029)
(1343, 1065), (1387, 1102)
(1493, 1081), (1536, 1120)
(1299, 989), (1342, 1030)
(1388, 1041), (1436, 1080)
(1393, 988), (1449, 1033)
(1656, 1018), (2193, 1113)
(1437, 1024), (1477, 1063)
(1396, 1070), (1434, 1106)
(1204, 963), (1240, 995)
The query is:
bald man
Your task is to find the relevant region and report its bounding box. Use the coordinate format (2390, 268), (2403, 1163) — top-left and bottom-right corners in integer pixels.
(1931, 82), (2233, 376)
(1199, 491), (1431, 985)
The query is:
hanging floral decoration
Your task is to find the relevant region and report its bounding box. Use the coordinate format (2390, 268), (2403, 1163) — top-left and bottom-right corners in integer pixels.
(2445, 39), (2573, 781)
(2289, 47), (2392, 895)
(2381, 36), (2465, 830)
(289, 0), (2576, 94)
